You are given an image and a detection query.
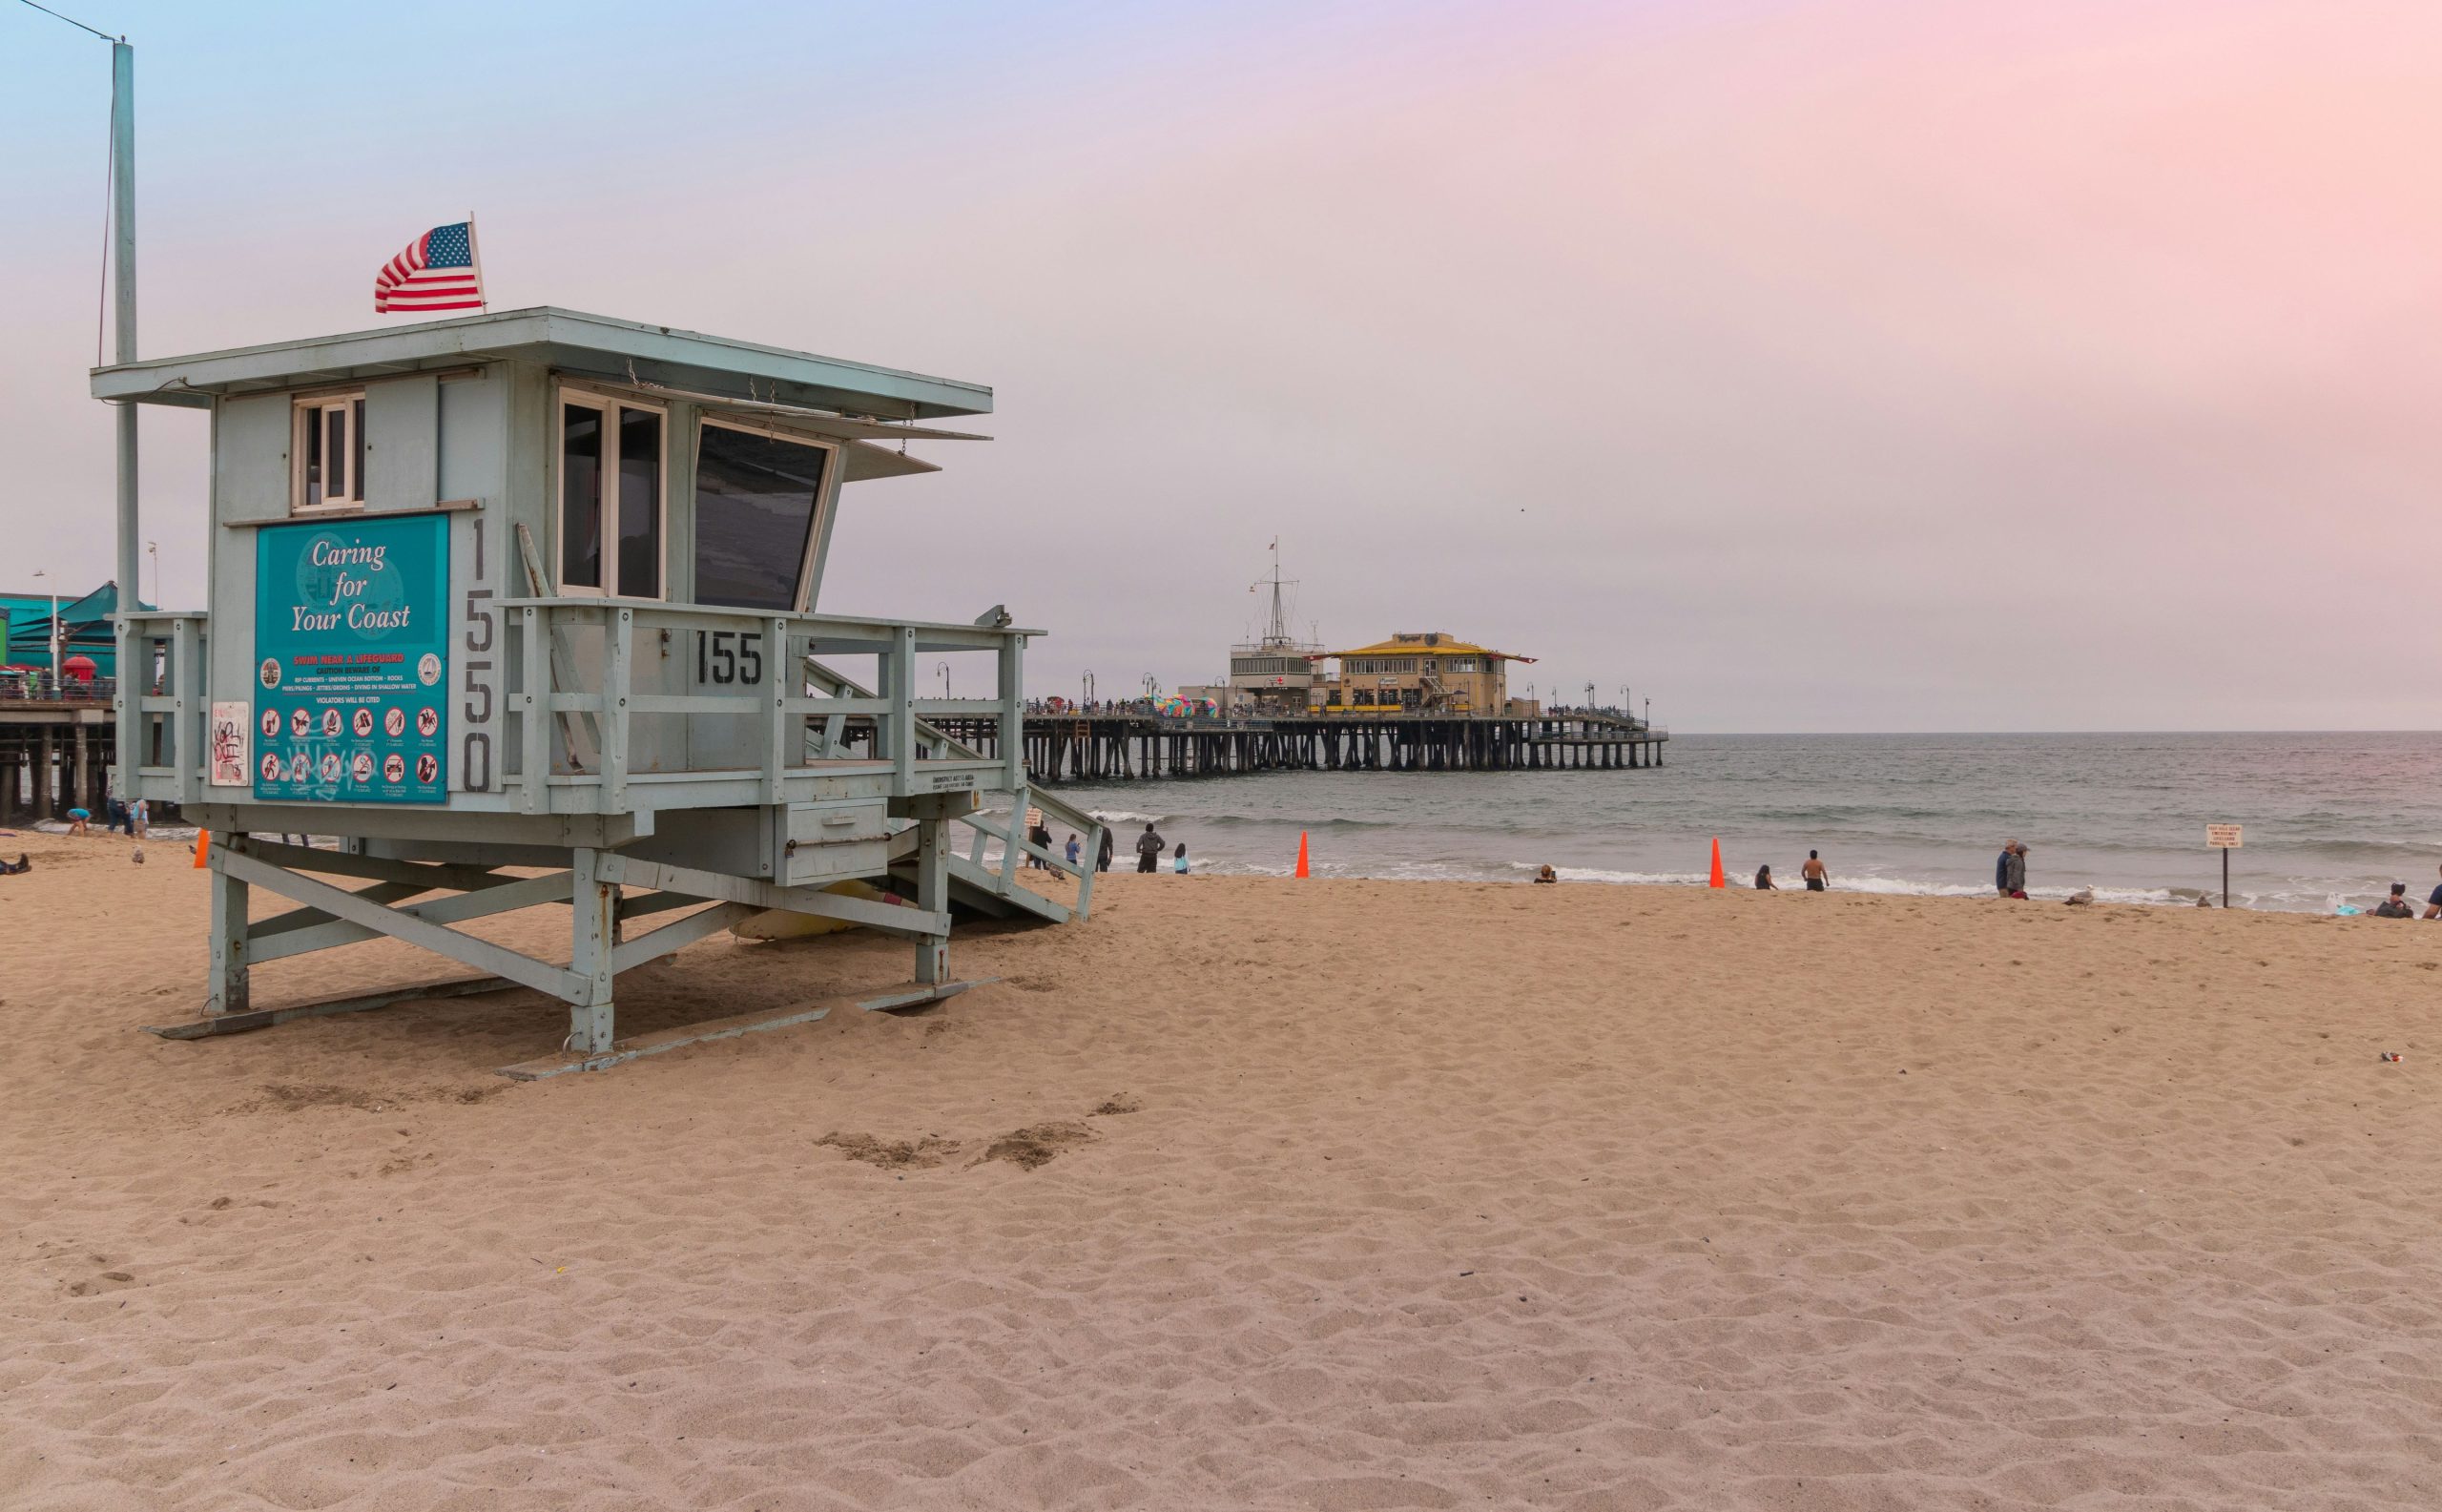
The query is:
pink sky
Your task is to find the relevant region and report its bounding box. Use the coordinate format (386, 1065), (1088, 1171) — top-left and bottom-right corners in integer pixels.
(8, 0), (2437, 728)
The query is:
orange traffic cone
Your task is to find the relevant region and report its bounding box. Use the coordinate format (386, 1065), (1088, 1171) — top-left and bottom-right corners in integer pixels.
(1707, 837), (1726, 889)
(193, 828), (211, 869)
(1294, 832), (1311, 879)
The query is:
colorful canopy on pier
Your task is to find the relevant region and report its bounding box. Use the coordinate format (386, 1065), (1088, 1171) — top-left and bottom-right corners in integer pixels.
(0, 583), (146, 674)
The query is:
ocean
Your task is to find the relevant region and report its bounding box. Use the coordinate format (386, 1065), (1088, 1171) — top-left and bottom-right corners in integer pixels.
(1048, 731), (2442, 913)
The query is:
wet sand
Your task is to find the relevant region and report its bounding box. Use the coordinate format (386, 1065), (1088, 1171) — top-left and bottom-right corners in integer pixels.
(4, 832), (2439, 1509)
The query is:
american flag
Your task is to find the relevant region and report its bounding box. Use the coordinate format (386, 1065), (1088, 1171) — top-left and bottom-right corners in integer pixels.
(374, 220), (485, 313)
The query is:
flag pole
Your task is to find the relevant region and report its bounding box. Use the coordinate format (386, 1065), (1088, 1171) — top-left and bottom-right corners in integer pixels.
(465, 211), (486, 310)
(111, 37), (139, 804)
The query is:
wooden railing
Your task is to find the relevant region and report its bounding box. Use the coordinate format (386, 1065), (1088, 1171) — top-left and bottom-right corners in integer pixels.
(800, 652), (1103, 920)
(497, 597), (1030, 815)
(113, 601), (1042, 818)
(120, 611), (210, 805)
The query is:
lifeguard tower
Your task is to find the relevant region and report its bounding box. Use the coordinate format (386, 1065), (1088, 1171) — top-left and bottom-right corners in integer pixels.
(94, 308), (1100, 1074)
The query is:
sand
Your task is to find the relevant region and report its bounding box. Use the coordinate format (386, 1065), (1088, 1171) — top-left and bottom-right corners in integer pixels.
(4, 831), (2440, 1510)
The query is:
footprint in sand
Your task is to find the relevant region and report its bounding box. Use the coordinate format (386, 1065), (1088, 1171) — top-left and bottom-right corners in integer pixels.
(68, 1270), (137, 1296)
(972, 1121), (1096, 1170)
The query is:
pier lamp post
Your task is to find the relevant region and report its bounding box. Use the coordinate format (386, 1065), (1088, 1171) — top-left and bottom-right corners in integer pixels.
(32, 569), (60, 687)
(1082, 670), (1094, 706)
(935, 660), (951, 700)
(1142, 673), (1158, 698)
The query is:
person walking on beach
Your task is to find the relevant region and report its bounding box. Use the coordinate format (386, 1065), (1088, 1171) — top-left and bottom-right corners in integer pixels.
(1802, 850), (1828, 891)
(1025, 818), (1052, 870)
(1134, 821), (1166, 873)
(2003, 842), (2029, 900)
(1996, 841), (2016, 898)
(1096, 828), (1114, 873)
(1065, 833), (1081, 868)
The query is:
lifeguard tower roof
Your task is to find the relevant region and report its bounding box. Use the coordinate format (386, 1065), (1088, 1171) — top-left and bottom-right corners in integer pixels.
(93, 305), (992, 423)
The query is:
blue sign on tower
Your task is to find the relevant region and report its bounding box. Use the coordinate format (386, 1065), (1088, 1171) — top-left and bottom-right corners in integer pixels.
(252, 514), (449, 804)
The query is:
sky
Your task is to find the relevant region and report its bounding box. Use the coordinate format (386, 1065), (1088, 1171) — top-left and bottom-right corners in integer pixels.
(5, 0), (2437, 732)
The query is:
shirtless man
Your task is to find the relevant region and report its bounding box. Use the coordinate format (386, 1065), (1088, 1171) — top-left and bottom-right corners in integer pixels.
(1801, 850), (1829, 892)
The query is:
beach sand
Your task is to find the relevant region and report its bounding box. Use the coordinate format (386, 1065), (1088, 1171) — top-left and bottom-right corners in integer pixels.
(4, 833), (2439, 1510)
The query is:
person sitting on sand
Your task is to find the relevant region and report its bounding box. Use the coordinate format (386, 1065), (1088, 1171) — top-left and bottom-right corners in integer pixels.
(0, 853), (30, 875)
(1754, 863), (1778, 890)
(1802, 850), (1828, 891)
(2423, 864), (2442, 921)
(1533, 864), (1559, 884)
(2372, 882), (2416, 918)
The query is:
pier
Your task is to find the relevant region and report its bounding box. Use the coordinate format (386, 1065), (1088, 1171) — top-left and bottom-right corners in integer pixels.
(932, 711), (1668, 781)
(0, 687), (118, 824)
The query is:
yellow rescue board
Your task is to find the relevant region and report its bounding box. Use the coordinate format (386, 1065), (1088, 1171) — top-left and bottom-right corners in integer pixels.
(731, 879), (904, 941)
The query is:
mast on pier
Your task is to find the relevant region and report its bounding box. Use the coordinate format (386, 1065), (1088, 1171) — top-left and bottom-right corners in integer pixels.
(1227, 539), (1325, 715)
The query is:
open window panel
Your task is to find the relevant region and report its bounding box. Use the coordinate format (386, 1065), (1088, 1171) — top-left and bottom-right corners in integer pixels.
(558, 391), (666, 599)
(292, 394), (366, 511)
(692, 419), (835, 612)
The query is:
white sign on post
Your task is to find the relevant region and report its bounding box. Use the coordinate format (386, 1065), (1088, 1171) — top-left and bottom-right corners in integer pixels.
(208, 701), (250, 788)
(2205, 823), (2242, 909)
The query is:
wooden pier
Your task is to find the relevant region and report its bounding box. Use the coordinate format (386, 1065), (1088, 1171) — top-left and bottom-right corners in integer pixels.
(0, 693), (117, 824)
(931, 712), (1668, 782)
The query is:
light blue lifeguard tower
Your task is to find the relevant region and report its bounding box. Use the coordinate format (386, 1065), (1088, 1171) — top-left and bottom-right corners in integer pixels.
(95, 308), (1099, 1074)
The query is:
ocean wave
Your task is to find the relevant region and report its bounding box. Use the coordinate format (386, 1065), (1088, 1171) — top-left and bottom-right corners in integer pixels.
(1094, 855), (2394, 910)
(1519, 862), (2189, 904)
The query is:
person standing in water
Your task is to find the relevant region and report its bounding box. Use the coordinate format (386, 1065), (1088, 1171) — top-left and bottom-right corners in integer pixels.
(1802, 851), (1829, 891)
(1134, 821), (1166, 873)
(1096, 827), (1114, 873)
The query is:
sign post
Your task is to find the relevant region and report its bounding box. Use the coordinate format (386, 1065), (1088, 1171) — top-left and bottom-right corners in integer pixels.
(2205, 823), (2243, 909)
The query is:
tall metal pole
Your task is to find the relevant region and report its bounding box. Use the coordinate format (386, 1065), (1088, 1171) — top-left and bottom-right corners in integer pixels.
(110, 39), (138, 797)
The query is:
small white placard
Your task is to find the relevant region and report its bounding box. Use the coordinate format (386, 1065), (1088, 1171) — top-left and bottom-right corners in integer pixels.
(2206, 823), (2243, 849)
(208, 700), (250, 787)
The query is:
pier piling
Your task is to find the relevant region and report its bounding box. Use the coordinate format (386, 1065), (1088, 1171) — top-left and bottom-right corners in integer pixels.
(941, 712), (1668, 783)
